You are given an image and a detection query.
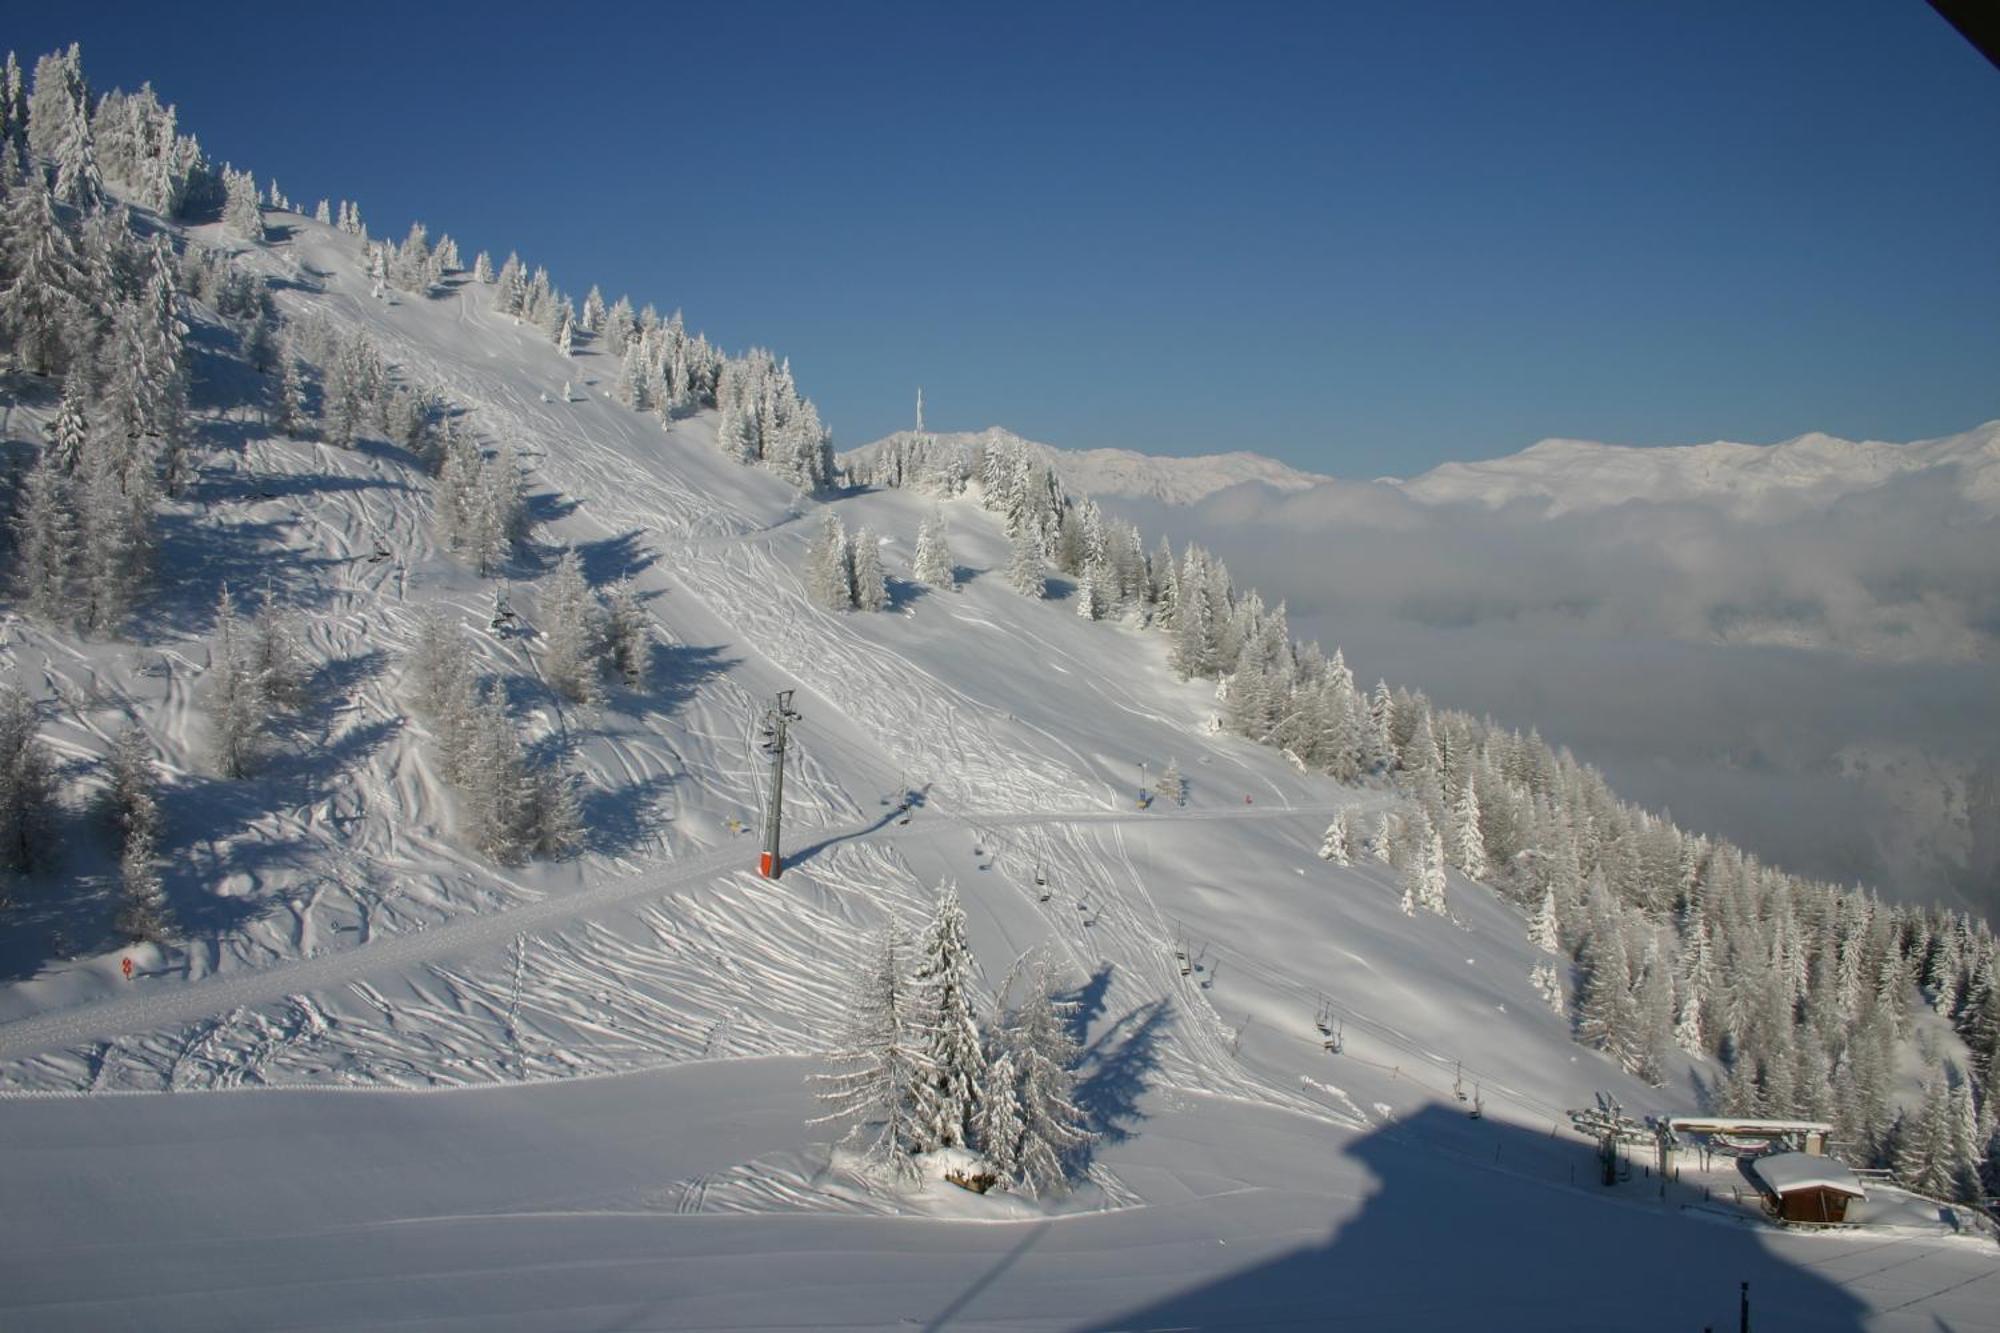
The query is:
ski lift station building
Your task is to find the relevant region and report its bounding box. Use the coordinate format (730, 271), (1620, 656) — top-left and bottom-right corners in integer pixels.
(1748, 1152), (1867, 1224)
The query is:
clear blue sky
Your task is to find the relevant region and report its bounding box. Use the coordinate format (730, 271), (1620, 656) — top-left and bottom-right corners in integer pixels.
(14, 0), (1999, 475)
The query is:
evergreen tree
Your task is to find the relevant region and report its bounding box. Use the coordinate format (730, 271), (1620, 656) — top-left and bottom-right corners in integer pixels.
(912, 510), (955, 590)
(603, 578), (650, 691)
(1896, 1072), (1960, 1199)
(1576, 919), (1637, 1071)
(541, 548), (601, 704)
(108, 724), (171, 943)
(0, 168), (85, 375)
(12, 445), (76, 623)
(1005, 522), (1046, 599)
(851, 526), (887, 612)
(527, 759), (584, 859)
(1397, 807), (1448, 915)
(273, 350), (311, 438)
(0, 684), (57, 875)
(811, 923), (934, 1182)
(1155, 757), (1185, 807)
(32, 45), (103, 213)
(913, 884), (987, 1151)
(999, 956), (1096, 1197)
(972, 1051), (1024, 1181)
(1371, 812), (1396, 864)
(804, 511), (854, 611)
(222, 166), (262, 242)
(47, 378), (88, 472)
(1451, 779), (1488, 881)
(249, 594), (308, 712)
(1530, 884), (1562, 953)
(1318, 812), (1351, 865)
(1674, 910), (1716, 1055)
(78, 439), (150, 634)
(206, 585), (260, 778)
(464, 681), (531, 860)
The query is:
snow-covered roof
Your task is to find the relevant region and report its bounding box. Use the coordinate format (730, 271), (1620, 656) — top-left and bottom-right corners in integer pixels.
(1750, 1153), (1866, 1198)
(1667, 1117), (1833, 1135)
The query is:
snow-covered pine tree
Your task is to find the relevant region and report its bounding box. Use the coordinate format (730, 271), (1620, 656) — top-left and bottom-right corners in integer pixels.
(79, 436), (151, 634)
(1530, 884), (1562, 954)
(1318, 811), (1351, 865)
(912, 510), (955, 591)
(464, 443), (524, 575)
(811, 922), (934, 1182)
(541, 548), (602, 704)
(1005, 522), (1046, 599)
(249, 594), (308, 712)
(1531, 961), (1565, 1014)
(1895, 1072), (1959, 1200)
(0, 684), (57, 876)
(804, 511), (855, 611)
(527, 759), (584, 859)
(1451, 779), (1487, 881)
(602, 578), (650, 691)
(1396, 808), (1447, 915)
(0, 167), (87, 376)
(464, 681), (532, 860)
(48, 378), (88, 472)
(12, 445), (77, 623)
(1673, 909), (1715, 1055)
(1000, 956), (1096, 1197)
(206, 585), (261, 778)
(972, 1050), (1024, 1182)
(851, 526), (888, 612)
(1155, 757), (1185, 806)
(912, 884), (988, 1151)
(222, 166), (262, 242)
(32, 45), (104, 213)
(107, 724), (171, 943)
(270, 348), (310, 439)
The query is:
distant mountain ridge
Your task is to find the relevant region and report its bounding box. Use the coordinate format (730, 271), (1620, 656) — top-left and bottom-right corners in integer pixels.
(843, 427), (1329, 504)
(849, 420), (2000, 519)
(1396, 421), (2000, 518)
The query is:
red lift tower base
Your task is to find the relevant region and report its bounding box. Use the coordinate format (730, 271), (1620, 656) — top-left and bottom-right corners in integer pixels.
(758, 850), (777, 878)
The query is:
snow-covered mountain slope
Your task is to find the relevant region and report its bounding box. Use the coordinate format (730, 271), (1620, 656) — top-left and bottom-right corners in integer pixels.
(1396, 421), (2000, 519)
(846, 426), (1330, 504)
(3, 197), (1996, 1330)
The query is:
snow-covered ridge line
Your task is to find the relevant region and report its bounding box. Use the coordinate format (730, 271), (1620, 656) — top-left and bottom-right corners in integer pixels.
(844, 426), (1330, 505)
(1396, 420), (2000, 517)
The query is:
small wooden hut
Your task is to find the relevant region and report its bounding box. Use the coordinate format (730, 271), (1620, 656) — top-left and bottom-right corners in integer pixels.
(1749, 1152), (1867, 1224)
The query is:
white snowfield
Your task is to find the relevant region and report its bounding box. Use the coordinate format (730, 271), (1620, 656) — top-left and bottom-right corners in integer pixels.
(2, 208), (1995, 1332)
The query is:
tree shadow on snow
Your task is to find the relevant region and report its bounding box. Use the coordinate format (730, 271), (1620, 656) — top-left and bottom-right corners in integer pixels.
(1071, 992), (1170, 1149)
(571, 529), (657, 586)
(883, 575), (927, 613)
(579, 770), (680, 857)
(616, 641), (740, 721)
(1081, 1104), (1870, 1332)
(135, 510), (347, 633)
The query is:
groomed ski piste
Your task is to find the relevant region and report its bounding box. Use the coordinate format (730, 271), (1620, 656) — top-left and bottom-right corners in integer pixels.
(2, 207), (1996, 1332)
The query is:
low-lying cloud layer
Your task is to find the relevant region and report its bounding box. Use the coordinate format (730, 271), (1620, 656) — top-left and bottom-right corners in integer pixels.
(1105, 461), (2000, 920)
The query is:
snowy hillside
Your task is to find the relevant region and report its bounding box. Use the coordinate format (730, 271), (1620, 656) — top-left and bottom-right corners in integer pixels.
(1, 47), (1997, 1332)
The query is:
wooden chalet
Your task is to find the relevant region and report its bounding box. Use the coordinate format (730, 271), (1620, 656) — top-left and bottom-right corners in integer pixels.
(1748, 1152), (1867, 1224)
